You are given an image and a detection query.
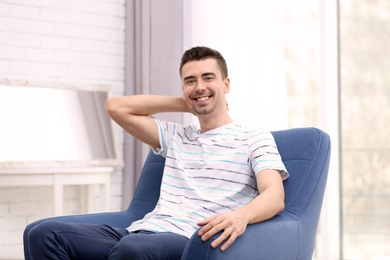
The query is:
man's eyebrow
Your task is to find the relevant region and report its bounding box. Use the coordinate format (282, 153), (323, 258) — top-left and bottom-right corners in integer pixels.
(183, 72), (216, 82)
(183, 75), (196, 82)
(202, 72), (216, 77)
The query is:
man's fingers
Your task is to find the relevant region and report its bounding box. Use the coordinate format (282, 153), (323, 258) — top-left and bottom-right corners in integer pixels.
(198, 215), (223, 236)
(200, 221), (225, 241)
(220, 230), (238, 251)
(198, 212), (247, 250)
(211, 228), (238, 251)
(198, 215), (216, 229)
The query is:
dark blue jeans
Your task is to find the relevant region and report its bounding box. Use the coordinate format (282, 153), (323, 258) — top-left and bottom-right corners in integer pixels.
(27, 221), (189, 260)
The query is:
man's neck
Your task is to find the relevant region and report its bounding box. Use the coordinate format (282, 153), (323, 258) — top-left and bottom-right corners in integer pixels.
(198, 114), (233, 133)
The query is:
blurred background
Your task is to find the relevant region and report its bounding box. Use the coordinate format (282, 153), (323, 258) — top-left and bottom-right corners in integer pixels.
(0, 0), (389, 259)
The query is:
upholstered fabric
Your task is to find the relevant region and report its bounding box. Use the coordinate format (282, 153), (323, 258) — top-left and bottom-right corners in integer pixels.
(23, 127), (331, 260)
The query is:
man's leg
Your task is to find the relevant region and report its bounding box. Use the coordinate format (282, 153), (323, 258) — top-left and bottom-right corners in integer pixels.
(109, 231), (189, 260)
(28, 220), (128, 260)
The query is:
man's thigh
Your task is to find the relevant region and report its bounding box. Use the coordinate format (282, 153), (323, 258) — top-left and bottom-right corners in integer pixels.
(29, 221), (128, 260)
(109, 231), (189, 260)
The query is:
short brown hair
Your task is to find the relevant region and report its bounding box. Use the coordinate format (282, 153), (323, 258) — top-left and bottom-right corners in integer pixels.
(179, 46), (228, 79)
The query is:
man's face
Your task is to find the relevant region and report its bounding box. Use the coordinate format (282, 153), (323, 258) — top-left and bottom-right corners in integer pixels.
(181, 58), (230, 117)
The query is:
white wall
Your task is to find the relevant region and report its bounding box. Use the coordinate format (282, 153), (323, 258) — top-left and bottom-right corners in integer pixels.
(0, 0), (126, 258)
(0, 0), (125, 87)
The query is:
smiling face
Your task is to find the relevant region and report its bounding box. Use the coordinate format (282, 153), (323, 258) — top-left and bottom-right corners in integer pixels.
(181, 58), (230, 117)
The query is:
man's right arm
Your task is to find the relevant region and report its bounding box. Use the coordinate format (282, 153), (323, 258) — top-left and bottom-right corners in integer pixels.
(105, 95), (190, 149)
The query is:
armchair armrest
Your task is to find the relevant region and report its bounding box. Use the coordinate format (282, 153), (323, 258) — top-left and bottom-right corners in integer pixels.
(182, 213), (300, 260)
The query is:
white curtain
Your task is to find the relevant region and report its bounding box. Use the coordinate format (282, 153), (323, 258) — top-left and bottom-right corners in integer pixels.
(122, 0), (186, 208)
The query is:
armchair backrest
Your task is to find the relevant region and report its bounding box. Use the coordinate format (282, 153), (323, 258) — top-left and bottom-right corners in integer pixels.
(273, 128), (331, 218)
(127, 151), (165, 218)
(273, 127), (331, 256)
(128, 127), (331, 230)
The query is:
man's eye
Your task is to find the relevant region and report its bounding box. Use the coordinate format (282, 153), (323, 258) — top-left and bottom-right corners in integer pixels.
(204, 76), (213, 81)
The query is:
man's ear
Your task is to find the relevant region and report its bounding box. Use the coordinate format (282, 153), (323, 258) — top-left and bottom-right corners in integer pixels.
(224, 77), (231, 94)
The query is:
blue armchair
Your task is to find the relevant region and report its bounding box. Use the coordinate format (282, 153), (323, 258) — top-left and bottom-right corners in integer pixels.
(24, 127), (331, 260)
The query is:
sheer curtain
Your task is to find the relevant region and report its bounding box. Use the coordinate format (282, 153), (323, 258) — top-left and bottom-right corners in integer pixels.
(122, 0), (186, 208)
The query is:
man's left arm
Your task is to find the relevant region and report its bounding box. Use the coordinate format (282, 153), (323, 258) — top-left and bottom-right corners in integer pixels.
(197, 169), (285, 251)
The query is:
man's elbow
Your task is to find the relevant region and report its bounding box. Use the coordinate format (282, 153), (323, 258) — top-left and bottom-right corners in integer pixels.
(105, 98), (118, 117)
(277, 200), (285, 214)
(275, 191), (285, 214)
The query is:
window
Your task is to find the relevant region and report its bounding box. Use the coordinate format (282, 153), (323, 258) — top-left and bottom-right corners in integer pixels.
(340, 0), (390, 258)
(0, 85), (117, 164)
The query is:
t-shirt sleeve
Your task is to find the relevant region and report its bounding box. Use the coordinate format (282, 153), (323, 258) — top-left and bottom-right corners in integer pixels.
(249, 130), (289, 180)
(150, 118), (176, 158)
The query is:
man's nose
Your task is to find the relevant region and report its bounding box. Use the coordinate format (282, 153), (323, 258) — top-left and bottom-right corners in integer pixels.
(195, 80), (206, 92)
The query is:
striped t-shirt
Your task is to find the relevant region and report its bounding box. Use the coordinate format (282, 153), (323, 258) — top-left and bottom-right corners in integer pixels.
(127, 119), (288, 238)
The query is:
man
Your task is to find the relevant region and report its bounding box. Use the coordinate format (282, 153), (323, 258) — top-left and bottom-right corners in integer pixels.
(27, 46), (288, 260)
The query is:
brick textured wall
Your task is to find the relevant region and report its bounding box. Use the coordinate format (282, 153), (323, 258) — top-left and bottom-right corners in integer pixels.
(0, 0), (126, 86)
(0, 0), (126, 258)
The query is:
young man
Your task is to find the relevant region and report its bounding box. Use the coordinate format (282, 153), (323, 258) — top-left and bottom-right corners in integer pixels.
(27, 46), (288, 260)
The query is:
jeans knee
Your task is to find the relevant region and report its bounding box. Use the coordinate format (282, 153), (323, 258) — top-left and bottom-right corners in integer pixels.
(27, 221), (61, 258)
(28, 221), (57, 243)
(109, 232), (188, 260)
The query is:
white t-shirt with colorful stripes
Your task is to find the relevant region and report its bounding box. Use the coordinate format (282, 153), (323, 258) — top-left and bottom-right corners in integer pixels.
(127, 119), (288, 238)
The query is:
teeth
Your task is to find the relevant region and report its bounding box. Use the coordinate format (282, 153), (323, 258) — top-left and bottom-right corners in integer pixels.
(197, 96), (209, 101)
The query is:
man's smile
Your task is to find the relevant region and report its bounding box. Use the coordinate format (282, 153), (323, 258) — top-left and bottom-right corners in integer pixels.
(195, 96), (210, 101)
(190, 93), (213, 103)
